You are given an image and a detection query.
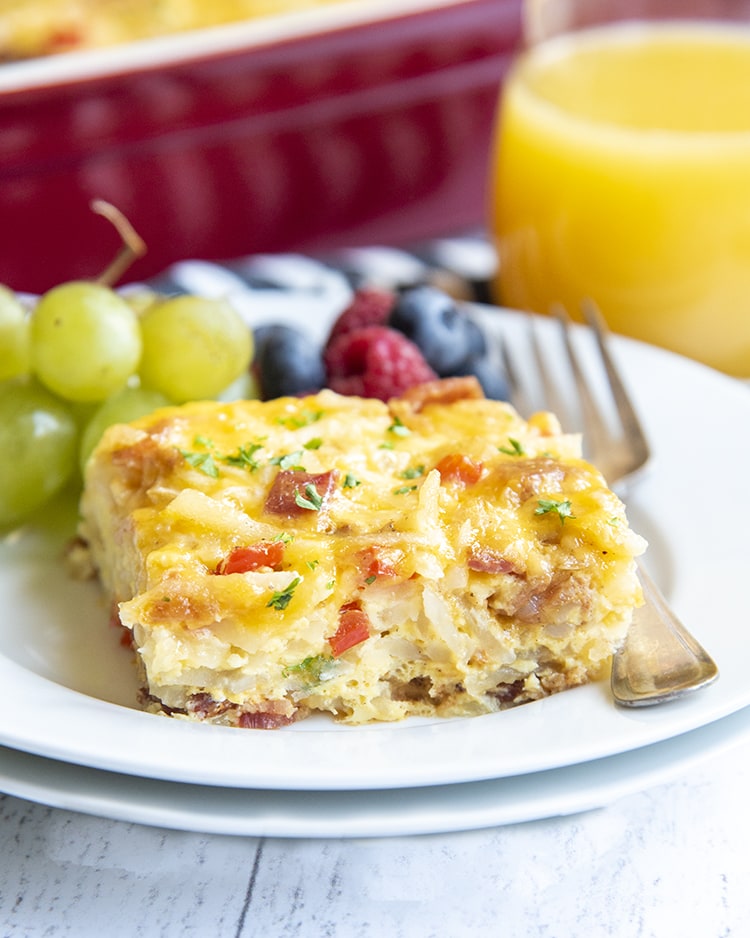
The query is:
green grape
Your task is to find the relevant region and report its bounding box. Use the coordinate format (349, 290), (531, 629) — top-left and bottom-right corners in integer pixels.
(0, 285), (31, 381)
(68, 399), (99, 430)
(79, 385), (171, 473)
(0, 377), (78, 530)
(31, 281), (142, 403)
(139, 295), (253, 404)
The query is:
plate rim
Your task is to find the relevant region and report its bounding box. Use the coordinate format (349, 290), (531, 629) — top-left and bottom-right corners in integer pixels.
(2, 702), (749, 837)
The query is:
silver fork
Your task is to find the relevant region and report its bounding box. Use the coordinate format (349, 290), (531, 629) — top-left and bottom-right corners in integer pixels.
(497, 302), (719, 707)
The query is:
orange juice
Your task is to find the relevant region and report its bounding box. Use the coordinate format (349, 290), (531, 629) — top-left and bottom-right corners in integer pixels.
(490, 21), (750, 376)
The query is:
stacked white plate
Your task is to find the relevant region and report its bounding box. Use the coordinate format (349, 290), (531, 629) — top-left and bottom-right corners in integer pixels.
(2, 297), (749, 838)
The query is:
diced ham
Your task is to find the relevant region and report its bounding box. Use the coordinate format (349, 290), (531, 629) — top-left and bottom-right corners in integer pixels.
(490, 458), (570, 502)
(188, 694), (298, 728)
(110, 434), (179, 493)
(186, 693), (232, 720)
(394, 376), (484, 413)
(467, 546), (517, 575)
(264, 470), (338, 516)
(147, 582), (219, 628)
(238, 710), (297, 729)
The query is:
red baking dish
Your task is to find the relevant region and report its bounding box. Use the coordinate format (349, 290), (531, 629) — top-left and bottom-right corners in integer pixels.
(0, 0), (522, 293)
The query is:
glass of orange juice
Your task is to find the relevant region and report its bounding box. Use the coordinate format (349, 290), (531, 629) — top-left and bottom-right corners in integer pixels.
(489, 0), (750, 376)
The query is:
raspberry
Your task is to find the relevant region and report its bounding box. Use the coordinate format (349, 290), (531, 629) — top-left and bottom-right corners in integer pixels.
(324, 288), (396, 370)
(325, 326), (437, 401)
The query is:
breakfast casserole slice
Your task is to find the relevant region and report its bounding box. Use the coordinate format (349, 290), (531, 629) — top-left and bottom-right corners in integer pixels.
(78, 377), (646, 728)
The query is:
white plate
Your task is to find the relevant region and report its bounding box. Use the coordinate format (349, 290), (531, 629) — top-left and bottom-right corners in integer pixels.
(1, 312), (749, 791)
(3, 702), (750, 837)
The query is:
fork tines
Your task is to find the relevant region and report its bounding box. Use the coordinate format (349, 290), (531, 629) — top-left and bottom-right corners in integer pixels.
(501, 302), (651, 489)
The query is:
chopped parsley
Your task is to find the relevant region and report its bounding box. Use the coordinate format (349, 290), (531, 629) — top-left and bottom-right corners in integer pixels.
(399, 464), (425, 479)
(270, 450), (306, 471)
(222, 442), (264, 472)
(306, 559), (320, 570)
(343, 473), (361, 489)
(303, 437), (324, 451)
(364, 575), (377, 585)
(393, 484), (418, 495)
(499, 438), (525, 456)
(278, 409), (324, 429)
(535, 498), (574, 523)
(267, 576), (302, 610)
(282, 654), (336, 684)
(387, 417), (411, 437)
(180, 450), (220, 478)
(179, 434), (221, 477)
(294, 483), (324, 511)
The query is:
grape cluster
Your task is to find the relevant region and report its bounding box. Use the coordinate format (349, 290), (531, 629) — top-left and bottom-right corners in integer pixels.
(0, 281), (254, 531)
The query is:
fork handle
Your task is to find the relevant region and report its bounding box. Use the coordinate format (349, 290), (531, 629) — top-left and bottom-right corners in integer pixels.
(611, 562), (719, 707)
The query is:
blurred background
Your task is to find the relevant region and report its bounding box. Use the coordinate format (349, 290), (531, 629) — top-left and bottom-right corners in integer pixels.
(0, 0), (524, 293)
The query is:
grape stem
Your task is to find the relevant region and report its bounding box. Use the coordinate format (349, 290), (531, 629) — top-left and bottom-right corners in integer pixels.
(90, 199), (147, 287)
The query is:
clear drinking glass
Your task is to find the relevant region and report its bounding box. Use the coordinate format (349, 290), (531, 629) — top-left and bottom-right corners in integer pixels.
(489, 0), (750, 376)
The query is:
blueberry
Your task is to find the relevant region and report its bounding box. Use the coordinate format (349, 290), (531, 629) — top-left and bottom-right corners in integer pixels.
(253, 324), (325, 399)
(388, 286), (487, 376)
(451, 355), (510, 401)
